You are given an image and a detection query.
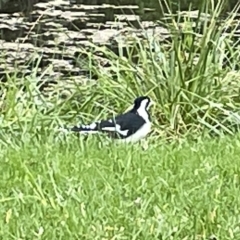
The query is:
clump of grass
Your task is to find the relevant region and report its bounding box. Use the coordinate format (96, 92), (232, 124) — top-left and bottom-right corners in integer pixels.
(78, 0), (240, 138)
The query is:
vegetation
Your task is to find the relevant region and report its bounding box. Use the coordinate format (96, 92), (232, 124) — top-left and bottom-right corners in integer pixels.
(1, 134), (240, 239)
(0, 132), (240, 240)
(1, 0), (240, 239)
(2, 1), (240, 139)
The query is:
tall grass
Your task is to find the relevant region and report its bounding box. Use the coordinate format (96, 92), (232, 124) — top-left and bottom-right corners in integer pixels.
(0, 0), (240, 141)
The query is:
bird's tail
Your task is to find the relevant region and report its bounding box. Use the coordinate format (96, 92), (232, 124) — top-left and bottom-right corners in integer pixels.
(68, 122), (99, 134)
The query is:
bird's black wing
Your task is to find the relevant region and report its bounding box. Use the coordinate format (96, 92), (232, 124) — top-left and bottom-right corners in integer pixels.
(98, 112), (146, 139)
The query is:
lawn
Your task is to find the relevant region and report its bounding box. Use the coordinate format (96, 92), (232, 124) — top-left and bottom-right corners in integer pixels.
(1, 134), (240, 239)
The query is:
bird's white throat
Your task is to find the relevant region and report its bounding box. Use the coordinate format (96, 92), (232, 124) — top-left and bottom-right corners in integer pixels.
(137, 99), (151, 123)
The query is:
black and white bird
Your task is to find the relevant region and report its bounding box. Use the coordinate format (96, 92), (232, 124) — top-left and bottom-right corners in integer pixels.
(68, 96), (153, 143)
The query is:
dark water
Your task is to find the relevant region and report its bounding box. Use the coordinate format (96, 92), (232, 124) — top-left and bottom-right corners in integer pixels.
(0, 0), (239, 19)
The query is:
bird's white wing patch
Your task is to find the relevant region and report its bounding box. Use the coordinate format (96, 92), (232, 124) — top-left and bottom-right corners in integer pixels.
(101, 126), (115, 131)
(102, 124), (129, 136)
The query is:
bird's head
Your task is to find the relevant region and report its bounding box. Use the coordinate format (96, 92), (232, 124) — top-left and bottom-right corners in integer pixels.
(133, 96), (153, 111)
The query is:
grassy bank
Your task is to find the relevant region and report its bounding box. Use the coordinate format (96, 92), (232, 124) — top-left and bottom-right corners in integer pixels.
(0, 134), (240, 239)
(1, 1), (240, 139)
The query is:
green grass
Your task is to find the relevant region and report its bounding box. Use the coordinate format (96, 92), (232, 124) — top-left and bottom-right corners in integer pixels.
(1, 134), (240, 239)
